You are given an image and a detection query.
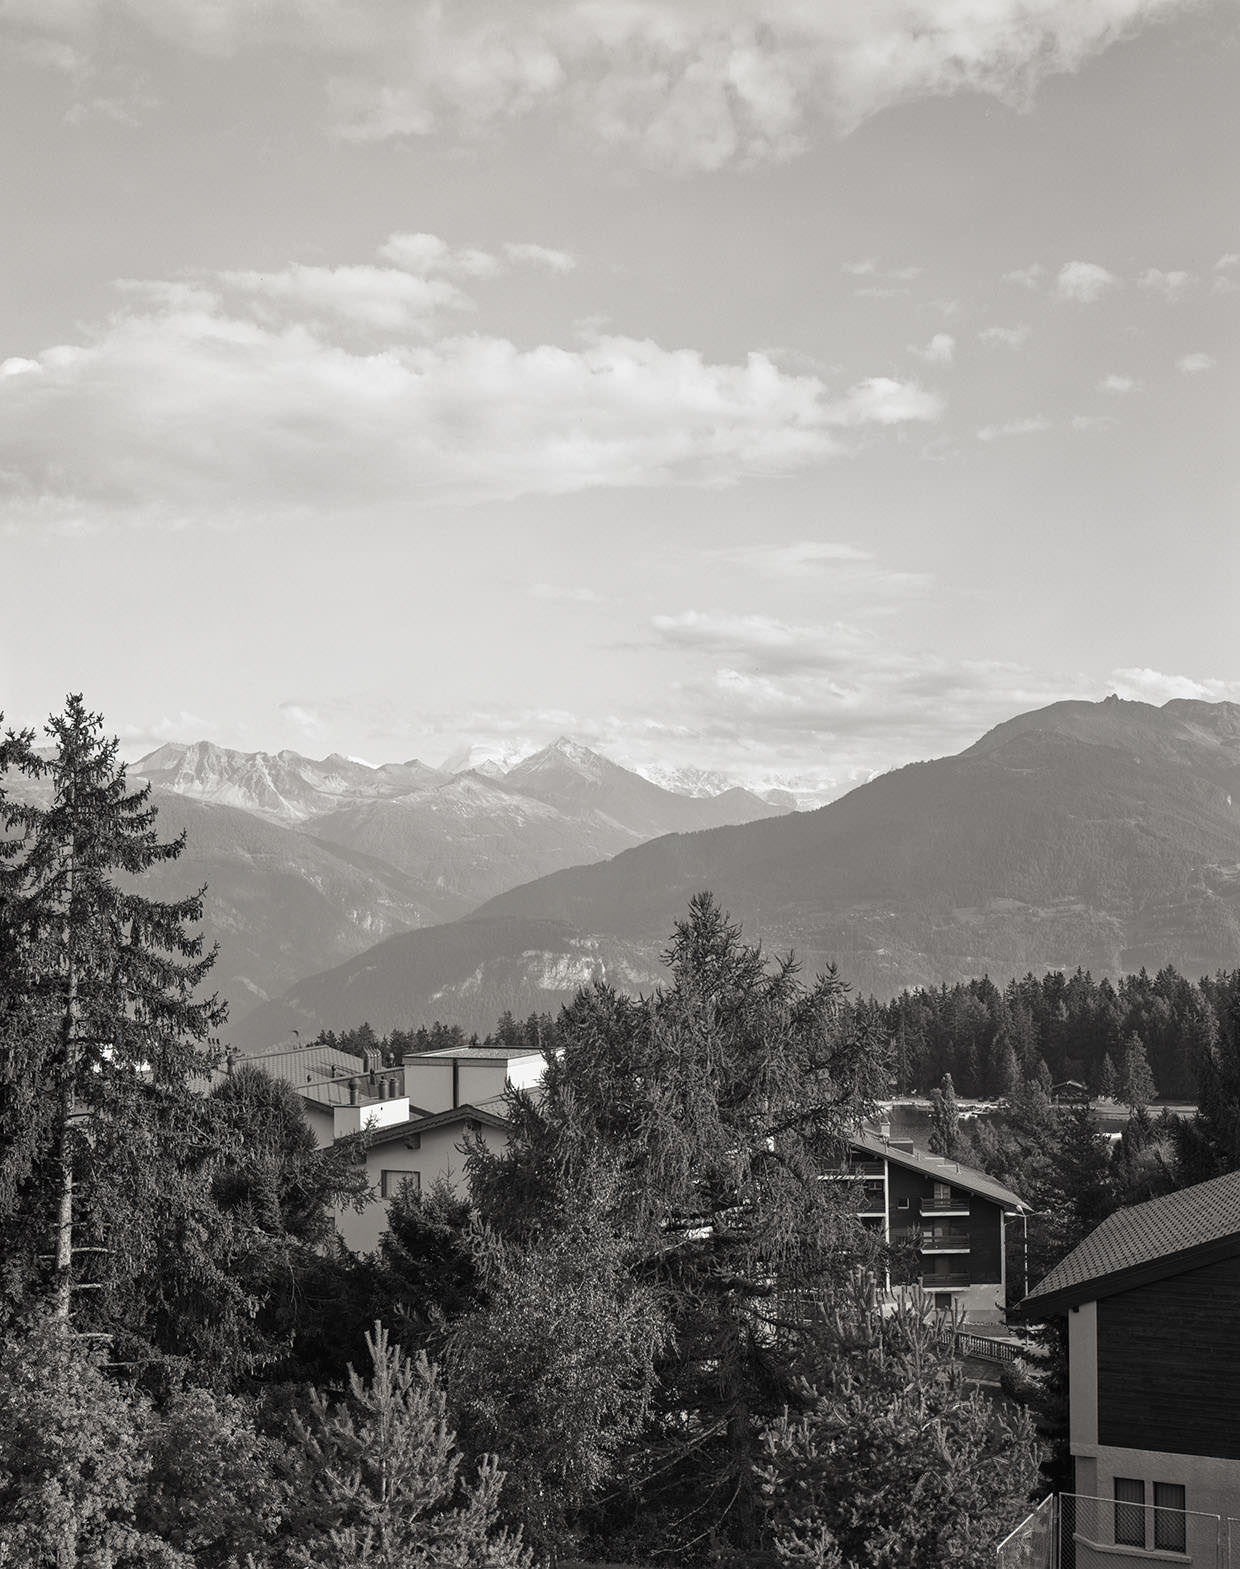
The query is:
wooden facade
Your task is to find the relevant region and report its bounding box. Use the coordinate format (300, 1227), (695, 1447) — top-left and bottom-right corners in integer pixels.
(1097, 1253), (1240, 1461)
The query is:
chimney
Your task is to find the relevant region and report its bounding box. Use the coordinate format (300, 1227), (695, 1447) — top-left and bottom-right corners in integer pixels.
(348, 1078), (358, 1106)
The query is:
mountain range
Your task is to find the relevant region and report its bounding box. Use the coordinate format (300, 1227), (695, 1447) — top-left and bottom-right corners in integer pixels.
(127, 737), (788, 1020)
(227, 697), (1240, 1051)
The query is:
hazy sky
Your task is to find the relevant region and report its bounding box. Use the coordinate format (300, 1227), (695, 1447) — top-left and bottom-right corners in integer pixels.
(2, 0), (1236, 797)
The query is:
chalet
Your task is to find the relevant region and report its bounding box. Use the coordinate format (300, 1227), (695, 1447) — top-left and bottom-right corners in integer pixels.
(1023, 1170), (1240, 1564)
(333, 1103), (511, 1253)
(836, 1130), (1027, 1323)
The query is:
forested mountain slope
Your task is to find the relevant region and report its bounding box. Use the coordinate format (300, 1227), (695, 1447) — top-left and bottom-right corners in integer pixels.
(230, 697), (1240, 1048)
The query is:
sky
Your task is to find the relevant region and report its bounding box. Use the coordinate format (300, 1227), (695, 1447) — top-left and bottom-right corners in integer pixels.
(1, 0), (1237, 801)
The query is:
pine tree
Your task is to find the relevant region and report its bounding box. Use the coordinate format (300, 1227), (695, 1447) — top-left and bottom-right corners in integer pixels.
(284, 1322), (530, 1569)
(0, 697), (224, 1327)
(759, 1277), (1040, 1569)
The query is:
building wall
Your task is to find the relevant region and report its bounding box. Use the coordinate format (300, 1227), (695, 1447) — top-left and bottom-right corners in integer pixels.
(1070, 1444), (1240, 1568)
(882, 1159), (1007, 1320)
(1097, 1254), (1240, 1460)
(335, 1120), (508, 1254)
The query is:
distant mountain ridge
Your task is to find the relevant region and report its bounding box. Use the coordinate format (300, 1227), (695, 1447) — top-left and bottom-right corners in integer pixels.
(228, 697), (1240, 1051)
(128, 734), (789, 1022)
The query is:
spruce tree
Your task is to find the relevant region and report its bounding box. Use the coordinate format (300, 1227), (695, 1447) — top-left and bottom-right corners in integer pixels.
(1119, 1033), (1157, 1112)
(0, 697), (224, 1326)
(928, 1071), (961, 1156)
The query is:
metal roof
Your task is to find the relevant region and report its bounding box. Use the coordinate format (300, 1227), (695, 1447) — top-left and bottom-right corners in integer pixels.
(361, 1102), (511, 1149)
(1025, 1169), (1240, 1310)
(848, 1128), (1028, 1212)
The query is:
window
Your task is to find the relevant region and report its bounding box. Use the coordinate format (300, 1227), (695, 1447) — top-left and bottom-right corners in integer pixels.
(897, 1197), (910, 1209)
(1114, 1478), (1145, 1547)
(933, 1180), (951, 1204)
(1153, 1483), (1186, 1552)
(380, 1169), (420, 1199)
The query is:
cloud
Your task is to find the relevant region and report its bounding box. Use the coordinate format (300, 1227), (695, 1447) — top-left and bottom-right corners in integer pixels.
(279, 702), (325, 736)
(978, 324), (1030, 349)
(647, 604), (1078, 769)
(1109, 668), (1240, 704)
(910, 332), (955, 365)
(15, 0), (1194, 172)
(708, 540), (933, 596)
(0, 247), (943, 530)
(503, 241), (576, 273)
(1003, 264), (1043, 289)
(1071, 414), (1118, 431)
(218, 262), (473, 331)
(378, 232), (499, 276)
(1137, 267), (1193, 301)
(1176, 351), (1216, 373)
(976, 415), (1050, 441)
(1097, 373), (1137, 393)
(1055, 261), (1119, 303)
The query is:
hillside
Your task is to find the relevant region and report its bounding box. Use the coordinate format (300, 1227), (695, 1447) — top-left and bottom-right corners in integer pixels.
(229, 697), (1240, 1048)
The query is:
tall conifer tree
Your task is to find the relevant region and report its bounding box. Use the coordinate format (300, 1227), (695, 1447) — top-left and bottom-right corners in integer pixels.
(0, 697), (224, 1325)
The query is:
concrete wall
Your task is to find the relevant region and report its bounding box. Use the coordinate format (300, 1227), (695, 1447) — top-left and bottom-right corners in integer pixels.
(1070, 1445), (1240, 1566)
(335, 1120), (509, 1254)
(332, 1096), (410, 1139)
(402, 1057), (455, 1113)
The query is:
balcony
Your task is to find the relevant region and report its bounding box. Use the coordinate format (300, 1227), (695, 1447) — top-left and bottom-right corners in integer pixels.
(919, 1227), (971, 1254)
(920, 1196), (969, 1217)
(920, 1269), (970, 1288)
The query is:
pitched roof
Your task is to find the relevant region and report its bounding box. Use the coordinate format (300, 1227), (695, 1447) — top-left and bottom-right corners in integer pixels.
(362, 1102), (510, 1149)
(1024, 1169), (1240, 1312)
(848, 1129), (1027, 1212)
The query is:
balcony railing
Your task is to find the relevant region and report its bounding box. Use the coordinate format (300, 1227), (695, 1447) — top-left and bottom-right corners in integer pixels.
(921, 1195), (970, 1215)
(919, 1227), (971, 1253)
(920, 1269), (970, 1287)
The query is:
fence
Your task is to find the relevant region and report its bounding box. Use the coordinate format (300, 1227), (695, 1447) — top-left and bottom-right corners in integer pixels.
(999, 1493), (1240, 1568)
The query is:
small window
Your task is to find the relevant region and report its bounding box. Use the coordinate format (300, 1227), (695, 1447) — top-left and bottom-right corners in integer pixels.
(1153, 1483), (1186, 1552)
(897, 1197), (910, 1210)
(933, 1180), (951, 1204)
(380, 1169), (421, 1199)
(1114, 1478), (1145, 1547)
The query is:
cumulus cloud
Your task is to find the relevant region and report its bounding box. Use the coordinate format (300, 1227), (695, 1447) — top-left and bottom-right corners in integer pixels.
(978, 324), (1030, 349)
(1055, 261), (1119, 303)
(910, 332), (955, 364)
(378, 232), (499, 276)
(1137, 267), (1193, 301)
(1098, 373), (1137, 393)
(16, 0), (1194, 171)
(503, 241), (576, 273)
(976, 415), (1050, 441)
(1003, 264), (1043, 289)
(1110, 668), (1240, 704)
(0, 246), (944, 530)
(1176, 351), (1216, 373)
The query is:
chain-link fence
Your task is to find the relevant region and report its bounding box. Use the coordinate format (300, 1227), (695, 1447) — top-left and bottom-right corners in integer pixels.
(999, 1492), (1230, 1568)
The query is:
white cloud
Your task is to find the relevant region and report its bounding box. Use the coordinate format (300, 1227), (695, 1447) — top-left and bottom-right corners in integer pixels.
(1071, 414), (1118, 431)
(708, 539), (933, 596)
(1137, 267), (1193, 301)
(976, 415), (1050, 441)
(218, 263), (472, 331)
(1003, 264), (1043, 289)
(1176, 352), (1216, 373)
(1109, 668), (1240, 704)
(978, 324), (1030, 349)
(378, 232), (500, 277)
(1216, 253), (1240, 271)
(1098, 373), (1137, 393)
(14, 0), (1194, 171)
(279, 702), (325, 736)
(1055, 261), (1119, 303)
(910, 332), (955, 365)
(503, 241), (577, 273)
(0, 254), (944, 530)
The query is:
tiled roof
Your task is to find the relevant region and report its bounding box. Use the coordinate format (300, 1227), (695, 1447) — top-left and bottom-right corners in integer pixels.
(1025, 1169), (1240, 1307)
(849, 1129), (1027, 1212)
